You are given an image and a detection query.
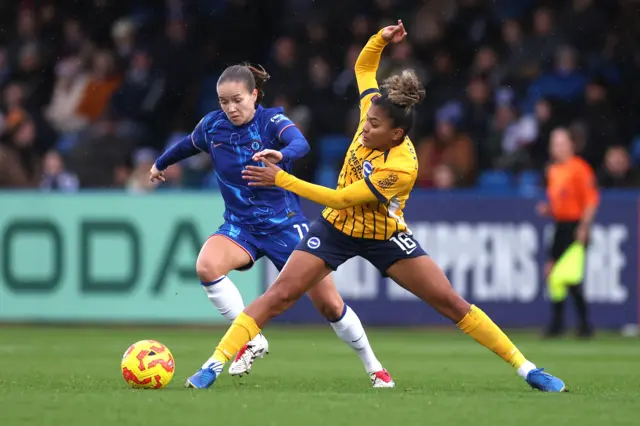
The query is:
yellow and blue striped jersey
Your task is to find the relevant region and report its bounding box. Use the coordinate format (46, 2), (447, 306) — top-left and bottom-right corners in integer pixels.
(321, 31), (418, 240)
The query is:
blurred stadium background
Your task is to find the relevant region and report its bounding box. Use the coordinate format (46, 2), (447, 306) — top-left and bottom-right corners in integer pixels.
(1, 0), (639, 331)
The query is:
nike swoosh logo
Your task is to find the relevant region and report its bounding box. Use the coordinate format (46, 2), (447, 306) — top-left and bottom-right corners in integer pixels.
(213, 143), (223, 148)
(351, 333), (365, 343)
(406, 247), (417, 255)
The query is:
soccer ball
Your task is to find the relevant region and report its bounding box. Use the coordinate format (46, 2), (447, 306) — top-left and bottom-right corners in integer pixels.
(121, 340), (175, 389)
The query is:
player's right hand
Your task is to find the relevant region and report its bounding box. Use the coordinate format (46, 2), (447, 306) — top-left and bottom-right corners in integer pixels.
(381, 19), (407, 44)
(149, 163), (165, 183)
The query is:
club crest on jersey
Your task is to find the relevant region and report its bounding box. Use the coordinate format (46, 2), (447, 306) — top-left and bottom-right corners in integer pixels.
(362, 161), (373, 178)
(307, 237), (321, 249)
(270, 114), (286, 124)
(251, 140), (262, 151)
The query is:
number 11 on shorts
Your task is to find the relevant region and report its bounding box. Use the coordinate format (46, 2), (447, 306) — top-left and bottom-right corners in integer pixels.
(293, 223), (310, 239)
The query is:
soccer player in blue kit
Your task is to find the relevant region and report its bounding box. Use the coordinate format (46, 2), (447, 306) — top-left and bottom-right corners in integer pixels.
(150, 64), (394, 387)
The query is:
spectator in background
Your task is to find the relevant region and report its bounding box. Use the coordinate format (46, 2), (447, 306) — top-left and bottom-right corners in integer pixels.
(265, 37), (303, 104)
(524, 45), (588, 113)
(60, 18), (88, 58)
(577, 76), (618, 168)
(0, 118), (40, 187)
(75, 49), (121, 123)
(66, 111), (135, 188)
(111, 18), (136, 69)
(12, 42), (53, 108)
(44, 56), (88, 134)
(560, 0), (607, 54)
(470, 46), (501, 86)
(39, 149), (79, 192)
(597, 146), (640, 188)
(416, 102), (476, 188)
(521, 7), (567, 70)
(110, 48), (166, 144)
(462, 75), (493, 150)
(127, 147), (160, 193)
(432, 164), (456, 191)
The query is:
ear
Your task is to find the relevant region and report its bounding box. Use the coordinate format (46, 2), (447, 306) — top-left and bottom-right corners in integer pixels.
(391, 128), (405, 143)
(251, 88), (258, 102)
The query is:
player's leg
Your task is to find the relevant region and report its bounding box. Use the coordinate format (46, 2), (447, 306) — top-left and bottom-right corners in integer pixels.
(360, 232), (565, 392)
(197, 225), (258, 322)
(195, 225), (271, 376)
(186, 219), (354, 389)
(186, 250), (332, 388)
(384, 255), (566, 392)
(256, 219), (392, 386)
(307, 276), (394, 387)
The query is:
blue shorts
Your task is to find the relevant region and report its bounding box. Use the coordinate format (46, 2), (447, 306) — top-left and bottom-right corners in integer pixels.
(214, 219), (311, 271)
(296, 217), (427, 277)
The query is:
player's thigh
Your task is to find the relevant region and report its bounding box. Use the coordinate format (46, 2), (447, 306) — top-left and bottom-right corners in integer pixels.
(367, 232), (469, 322)
(386, 256), (470, 323)
(246, 250), (333, 327)
(306, 274), (345, 321)
(196, 235), (254, 281)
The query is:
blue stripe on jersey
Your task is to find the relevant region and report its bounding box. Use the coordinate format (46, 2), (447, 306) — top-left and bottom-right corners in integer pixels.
(360, 88), (380, 100)
(365, 176), (387, 203)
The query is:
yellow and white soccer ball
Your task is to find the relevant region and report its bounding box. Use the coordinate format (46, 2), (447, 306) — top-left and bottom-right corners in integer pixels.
(121, 340), (175, 389)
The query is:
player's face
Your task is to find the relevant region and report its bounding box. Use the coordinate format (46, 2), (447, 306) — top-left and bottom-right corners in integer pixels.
(550, 129), (574, 162)
(217, 81), (258, 126)
(362, 105), (404, 150)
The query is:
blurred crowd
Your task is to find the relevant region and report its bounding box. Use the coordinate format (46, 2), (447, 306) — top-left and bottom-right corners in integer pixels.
(1, 0), (640, 193)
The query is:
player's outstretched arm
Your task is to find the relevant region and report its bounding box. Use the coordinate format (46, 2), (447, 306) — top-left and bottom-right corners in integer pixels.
(355, 20), (407, 110)
(150, 134), (204, 183)
(242, 160), (379, 209)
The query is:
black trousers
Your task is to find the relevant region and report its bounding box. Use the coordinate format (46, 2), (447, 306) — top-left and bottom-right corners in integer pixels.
(546, 221), (592, 335)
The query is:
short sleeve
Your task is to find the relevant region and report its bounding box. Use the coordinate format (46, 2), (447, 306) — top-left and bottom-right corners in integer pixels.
(578, 162), (600, 206)
(266, 112), (296, 143)
(190, 116), (210, 153)
(364, 169), (413, 204)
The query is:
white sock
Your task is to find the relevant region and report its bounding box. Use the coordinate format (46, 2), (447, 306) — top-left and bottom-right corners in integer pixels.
(517, 361), (537, 379)
(201, 275), (245, 322)
(329, 305), (383, 374)
(201, 356), (225, 370)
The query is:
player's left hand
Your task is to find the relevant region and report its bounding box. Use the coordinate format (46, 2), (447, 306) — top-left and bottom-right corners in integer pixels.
(242, 158), (282, 187)
(252, 149), (283, 164)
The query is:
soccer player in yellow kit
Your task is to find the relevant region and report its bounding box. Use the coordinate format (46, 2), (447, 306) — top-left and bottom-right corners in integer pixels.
(186, 20), (567, 392)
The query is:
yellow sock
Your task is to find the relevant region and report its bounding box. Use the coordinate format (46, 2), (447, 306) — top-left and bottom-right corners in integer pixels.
(457, 305), (527, 369)
(212, 312), (262, 363)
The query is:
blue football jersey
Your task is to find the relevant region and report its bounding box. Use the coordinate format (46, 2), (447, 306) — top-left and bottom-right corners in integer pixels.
(191, 105), (305, 231)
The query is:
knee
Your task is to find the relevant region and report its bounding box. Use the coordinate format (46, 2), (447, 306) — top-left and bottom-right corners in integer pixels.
(196, 257), (225, 282)
(312, 297), (345, 322)
(264, 282), (300, 315)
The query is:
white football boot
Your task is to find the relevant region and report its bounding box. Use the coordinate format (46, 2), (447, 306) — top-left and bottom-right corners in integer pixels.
(370, 369), (395, 388)
(228, 333), (269, 376)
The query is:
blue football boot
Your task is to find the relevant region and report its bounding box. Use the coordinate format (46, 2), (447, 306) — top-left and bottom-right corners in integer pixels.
(526, 368), (567, 392)
(185, 360), (224, 389)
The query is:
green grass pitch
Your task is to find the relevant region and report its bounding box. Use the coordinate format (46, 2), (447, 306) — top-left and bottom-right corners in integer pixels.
(0, 326), (638, 426)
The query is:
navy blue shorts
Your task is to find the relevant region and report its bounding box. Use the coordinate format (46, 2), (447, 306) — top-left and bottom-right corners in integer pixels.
(295, 217), (427, 277)
(214, 219), (311, 271)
